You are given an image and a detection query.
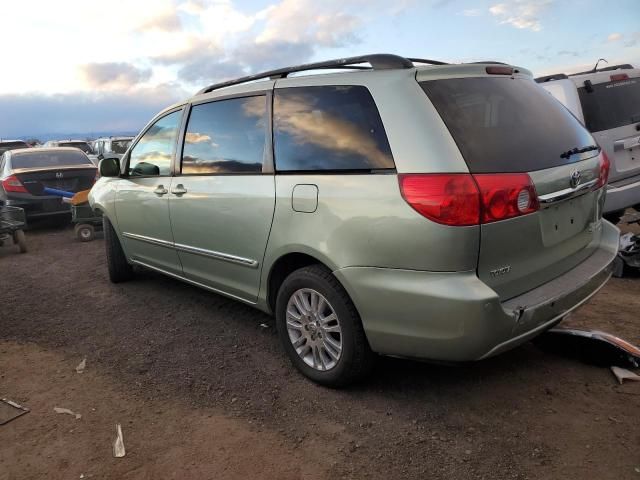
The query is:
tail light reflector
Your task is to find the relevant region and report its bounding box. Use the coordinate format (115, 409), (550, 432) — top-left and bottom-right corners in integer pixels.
(399, 173), (539, 226)
(596, 152), (610, 189)
(1, 175), (28, 193)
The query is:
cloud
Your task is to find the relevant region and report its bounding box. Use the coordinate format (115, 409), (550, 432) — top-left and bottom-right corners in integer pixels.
(0, 85), (187, 137)
(137, 11), (183, 32)
(624, 32), (640, 48)
(81, 62), (152, 89)
(557, 50), (580, 57)
(607, 32), (622, 42)
(462, 9), (482, 16)
(489, 0), (552, 32)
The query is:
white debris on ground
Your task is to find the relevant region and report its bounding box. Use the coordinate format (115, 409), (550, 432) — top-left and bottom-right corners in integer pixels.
(53, 407), (82, 420)
(611, 366), (640, 385)
(113, 424), (126, 458)
(75, 358), (86, 374)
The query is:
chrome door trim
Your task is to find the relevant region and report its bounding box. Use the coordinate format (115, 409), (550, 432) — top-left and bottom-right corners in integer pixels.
(122, 232), (174, 248)
(174, 242), (259, 268)
(122, 232), (259, 268)
(538, 179), (598, 207)
(130, 259), (257, 305)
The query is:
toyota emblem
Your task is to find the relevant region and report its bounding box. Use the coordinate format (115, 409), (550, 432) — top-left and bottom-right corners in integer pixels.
(570, 170), (581, 189)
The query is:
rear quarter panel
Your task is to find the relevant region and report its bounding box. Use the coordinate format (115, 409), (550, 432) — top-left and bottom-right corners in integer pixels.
(261, 174), (480, 274)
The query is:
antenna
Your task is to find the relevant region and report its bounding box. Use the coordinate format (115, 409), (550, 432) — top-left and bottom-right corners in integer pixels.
(592, 58), (608, 72)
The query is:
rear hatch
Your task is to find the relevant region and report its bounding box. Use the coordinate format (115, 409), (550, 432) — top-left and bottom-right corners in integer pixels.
(421, 71), (606, 300)
(11, 150), (96, 195)
(576, 70), (640, 182)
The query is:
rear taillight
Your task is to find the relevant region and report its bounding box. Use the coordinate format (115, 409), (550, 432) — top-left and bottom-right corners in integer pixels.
(474, 173), (539, 223)
(399, 173), (539, 226)
(398, 174), (480, 226)
(596, 152), (610, 189)
(1, 175), (28, 193)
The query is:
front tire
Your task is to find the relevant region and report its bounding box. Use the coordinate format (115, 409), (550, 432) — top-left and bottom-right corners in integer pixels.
(275, 265), (374, 387)
(103, 216), (133, 283)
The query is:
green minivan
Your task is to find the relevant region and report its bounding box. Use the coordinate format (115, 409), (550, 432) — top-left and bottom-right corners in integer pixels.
(90, 54), (619, 386)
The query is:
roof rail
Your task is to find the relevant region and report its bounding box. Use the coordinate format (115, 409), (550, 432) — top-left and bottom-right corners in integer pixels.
(197, 54), (447, 94)
(569, 63), (634, 76)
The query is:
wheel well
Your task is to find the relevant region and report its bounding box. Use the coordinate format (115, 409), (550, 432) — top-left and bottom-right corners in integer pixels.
(267, 253), (327, 313)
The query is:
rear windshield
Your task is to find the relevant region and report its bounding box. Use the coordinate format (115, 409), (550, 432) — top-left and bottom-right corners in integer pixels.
(11, 150), (91, 169)
(111, 140), (131, 154)
(578, 77), (640, 132)
(0, 142), (29, 155)
(59, 142), (93, 154)
(421, 77), (597, 173)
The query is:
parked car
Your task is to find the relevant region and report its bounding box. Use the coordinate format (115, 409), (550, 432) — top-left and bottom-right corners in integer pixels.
(92, 136), (134, 161)
(1, 148), (97, 218)
(44, 139), (98, 165)
(536, 64), (640, 223)
(90, 54), (619, 386)
(0, 140), (30, 156)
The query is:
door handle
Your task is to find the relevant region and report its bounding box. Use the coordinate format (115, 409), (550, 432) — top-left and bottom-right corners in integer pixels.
(153, 185), (168, 196)
(171, 184), (187, 196)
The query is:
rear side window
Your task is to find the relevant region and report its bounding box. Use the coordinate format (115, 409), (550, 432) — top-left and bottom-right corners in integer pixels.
(59, 142), (93, 154)
(578, 77), (640, 132)
(181, 96), (266, 174)
(0, 142), (28, 155)
(421, 78), (597, 173)
(273, 86), (394, 172)
(11, 150), (91, 169)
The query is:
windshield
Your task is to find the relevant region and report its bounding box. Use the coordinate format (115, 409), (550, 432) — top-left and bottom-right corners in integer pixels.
(0, 142), (29, 155)
(578, 77), (640, 132)
(11, 150), (92, 169)
(111, 140), (131, 154)
(59, 142), (93, 154)
(421, 77), (597, 173)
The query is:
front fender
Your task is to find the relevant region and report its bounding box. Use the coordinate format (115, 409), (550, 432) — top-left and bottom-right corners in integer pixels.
(88, 178), (119, 230)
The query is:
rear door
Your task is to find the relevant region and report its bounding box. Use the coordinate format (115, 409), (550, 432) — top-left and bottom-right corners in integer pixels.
(421, 75), (606, 300)
(577, 72), (640, 182)
(168, 93), (275, 303)
(115, 109), (183, 275)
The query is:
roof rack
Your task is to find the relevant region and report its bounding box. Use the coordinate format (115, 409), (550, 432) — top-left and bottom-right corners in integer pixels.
(197, 54), (448, 94)
(535, 63), (634, 83)
(535, 73), (569, 83)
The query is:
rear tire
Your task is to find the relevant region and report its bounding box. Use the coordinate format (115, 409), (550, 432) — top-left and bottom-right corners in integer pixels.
(275, 265), (374, 387)
(103, 216), (133, 283)
(13, 230), (27, 253)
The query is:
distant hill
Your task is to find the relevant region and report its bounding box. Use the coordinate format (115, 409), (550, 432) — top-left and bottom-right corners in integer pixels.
(9, 131), (140, 142)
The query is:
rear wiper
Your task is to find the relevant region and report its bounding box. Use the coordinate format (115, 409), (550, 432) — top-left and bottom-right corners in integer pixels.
(560, 144), (599, 160)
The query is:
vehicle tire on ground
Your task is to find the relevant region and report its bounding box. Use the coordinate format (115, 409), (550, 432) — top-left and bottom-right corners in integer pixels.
(75, 223), (95, 242)
(275, 265), (374, 387)
(13, 229), (27, 253)
(103, 216), (133, 283)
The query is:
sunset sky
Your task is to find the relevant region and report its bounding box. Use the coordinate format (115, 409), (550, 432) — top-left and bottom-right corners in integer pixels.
(1, 0), (638, 137)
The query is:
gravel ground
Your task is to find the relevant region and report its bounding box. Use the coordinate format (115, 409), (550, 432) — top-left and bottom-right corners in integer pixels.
(1, 221), (639, 480)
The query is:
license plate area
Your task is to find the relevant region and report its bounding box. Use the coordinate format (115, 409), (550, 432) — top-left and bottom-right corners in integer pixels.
(539, 195), (593, 247)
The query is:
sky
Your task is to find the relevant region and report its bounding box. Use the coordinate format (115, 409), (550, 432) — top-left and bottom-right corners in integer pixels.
(0, 0), (638, 138)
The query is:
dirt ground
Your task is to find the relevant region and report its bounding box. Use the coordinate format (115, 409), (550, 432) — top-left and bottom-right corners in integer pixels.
(1, 220), (639, 480)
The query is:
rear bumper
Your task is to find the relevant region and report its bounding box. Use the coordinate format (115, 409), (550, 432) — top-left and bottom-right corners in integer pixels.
(604, 174), (640, 213)
(334, 220), (619, 362)
(3, 196), (71, 217)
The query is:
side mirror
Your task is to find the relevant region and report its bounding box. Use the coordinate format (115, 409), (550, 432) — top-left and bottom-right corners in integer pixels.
(99, 157), (120, 177)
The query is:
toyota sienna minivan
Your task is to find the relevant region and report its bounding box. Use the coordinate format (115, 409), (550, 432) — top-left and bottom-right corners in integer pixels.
(90, 54), (619, 386)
